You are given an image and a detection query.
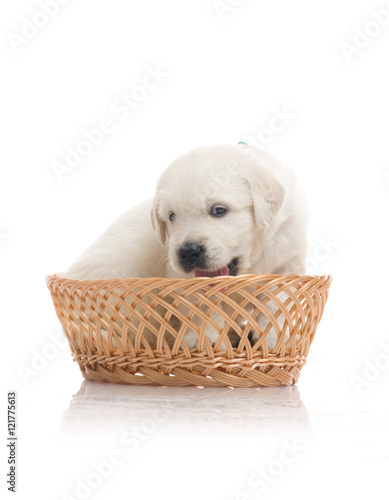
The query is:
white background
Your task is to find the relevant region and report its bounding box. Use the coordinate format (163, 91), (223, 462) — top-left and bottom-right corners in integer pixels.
(1, 1), (389, 499)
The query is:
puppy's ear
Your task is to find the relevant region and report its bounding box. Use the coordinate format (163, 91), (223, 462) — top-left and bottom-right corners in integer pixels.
(246, 169), (286, 232)
(151, 199), (167, 245)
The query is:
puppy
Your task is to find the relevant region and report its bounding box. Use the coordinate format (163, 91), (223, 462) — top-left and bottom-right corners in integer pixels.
(64, 144), (309, 350)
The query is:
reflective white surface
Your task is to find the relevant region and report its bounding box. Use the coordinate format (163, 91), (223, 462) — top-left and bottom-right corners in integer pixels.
(17, 343), (388, 500)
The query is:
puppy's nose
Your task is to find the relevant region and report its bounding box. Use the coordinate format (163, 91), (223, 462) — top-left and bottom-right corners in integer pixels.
(178, 243), (204, 270)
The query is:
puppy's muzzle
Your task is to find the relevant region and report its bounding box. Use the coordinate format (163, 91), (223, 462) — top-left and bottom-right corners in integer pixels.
(178, 242), (206, 273)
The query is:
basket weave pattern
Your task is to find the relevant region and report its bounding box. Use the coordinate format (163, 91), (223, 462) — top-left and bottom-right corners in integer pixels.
(47, 274), (331, 387)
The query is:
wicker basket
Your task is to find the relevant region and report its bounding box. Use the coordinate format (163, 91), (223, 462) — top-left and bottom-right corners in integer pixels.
(46, 273), (331, 387)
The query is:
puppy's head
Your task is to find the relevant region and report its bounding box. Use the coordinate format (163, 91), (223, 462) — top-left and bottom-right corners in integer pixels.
(151, 145), (286, 276)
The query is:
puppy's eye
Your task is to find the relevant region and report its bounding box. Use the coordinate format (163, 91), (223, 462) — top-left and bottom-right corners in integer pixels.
(169, 211), (176, 222)
(211, 206), (228, 217)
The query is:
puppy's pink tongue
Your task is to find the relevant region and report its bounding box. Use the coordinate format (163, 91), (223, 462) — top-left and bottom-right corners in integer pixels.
(194, 267), (229, 278)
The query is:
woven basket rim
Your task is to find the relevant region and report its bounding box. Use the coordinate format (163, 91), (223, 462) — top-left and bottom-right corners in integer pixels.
(46, 273), (333, 286)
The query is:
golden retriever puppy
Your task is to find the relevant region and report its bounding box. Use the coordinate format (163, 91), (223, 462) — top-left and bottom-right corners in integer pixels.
(64, 144), (309, 350)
